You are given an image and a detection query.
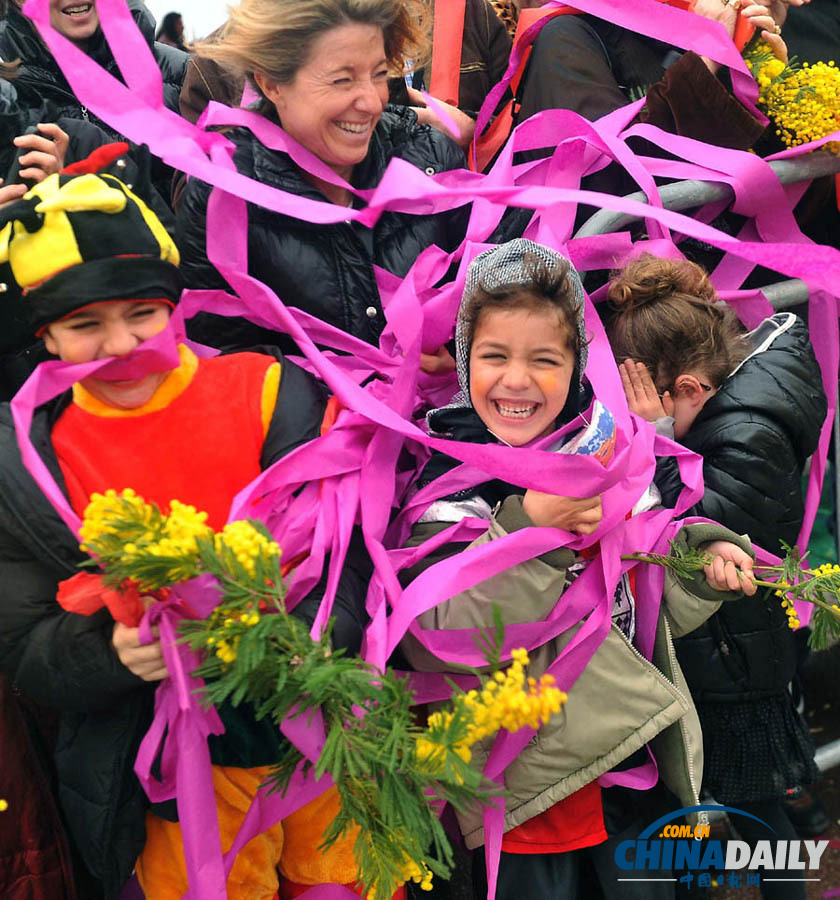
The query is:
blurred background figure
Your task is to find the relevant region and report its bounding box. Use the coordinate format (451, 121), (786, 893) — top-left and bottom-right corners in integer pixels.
(156, 10), (187, 50)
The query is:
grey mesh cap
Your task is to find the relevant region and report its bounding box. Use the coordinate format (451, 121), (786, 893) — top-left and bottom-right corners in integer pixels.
(427, 239), (589, 431)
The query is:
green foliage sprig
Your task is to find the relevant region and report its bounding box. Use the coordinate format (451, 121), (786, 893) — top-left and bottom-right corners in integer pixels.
(622, 541), (840, 650)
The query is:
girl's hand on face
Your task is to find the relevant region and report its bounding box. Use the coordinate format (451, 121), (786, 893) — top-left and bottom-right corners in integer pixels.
(522, 490), (603, 534)
(12, 122), (70, 183)
(112, 621), (169, 681)
(700, 540), (757, 595)
(619, 360), (674, 422)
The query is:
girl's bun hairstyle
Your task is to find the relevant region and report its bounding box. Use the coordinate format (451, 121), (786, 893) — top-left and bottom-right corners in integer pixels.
(607, 254), (718, 310)
(606, 253), (746, 390)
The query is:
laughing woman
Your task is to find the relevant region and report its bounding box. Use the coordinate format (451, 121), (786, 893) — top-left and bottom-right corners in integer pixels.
(176, 0), (468, 373)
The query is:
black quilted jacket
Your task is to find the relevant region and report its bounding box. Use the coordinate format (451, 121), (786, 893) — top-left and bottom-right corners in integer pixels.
(671, 313), (827, 701)
(177, 106), (469, 353)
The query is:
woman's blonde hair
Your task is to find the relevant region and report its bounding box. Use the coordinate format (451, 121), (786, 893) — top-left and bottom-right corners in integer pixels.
(195, 0), (428, 107)
(607, 254), (748, 389)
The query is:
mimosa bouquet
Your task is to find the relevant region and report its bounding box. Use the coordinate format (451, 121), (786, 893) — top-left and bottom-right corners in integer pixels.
(744, 40), (840, 152)
(68, 488), (566, 900)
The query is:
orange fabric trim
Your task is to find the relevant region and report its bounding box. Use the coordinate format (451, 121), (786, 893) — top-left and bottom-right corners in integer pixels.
(320, 395), (344, 436)
(429, 0), (467, 106)
(260, 361), (282, 438)
(137, 765), (284, 900)
(71, 343), (198, 417)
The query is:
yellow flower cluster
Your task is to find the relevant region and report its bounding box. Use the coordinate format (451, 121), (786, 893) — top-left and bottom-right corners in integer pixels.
(79, 487), (154, 551)
(366, 852), (434, 900)
(746, 44), (840, 152)
(0, 799), (8, 812)
(401, 858), (434, 893)
(80, 489), (212, 564)
(780, 595), (800, 630)
(206, 606), (262, 664)
(774, 580), (799, 630)
(418, 648), (566, 778)
(459, 647), (565, 744)
(215, 520), (281, 577)
(124, 500), (211, 560)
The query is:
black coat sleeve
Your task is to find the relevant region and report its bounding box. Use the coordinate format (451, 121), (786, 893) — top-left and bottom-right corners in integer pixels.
(686, 415), (805, 554)
(291, 528), (372, 656)
(0, 529), (146, 712)
(176, 173), (230, 292)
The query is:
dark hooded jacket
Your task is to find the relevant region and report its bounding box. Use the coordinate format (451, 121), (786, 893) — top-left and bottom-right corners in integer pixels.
(670, 313), (827, 701)
(0, 352), (370, 899)
(176, 106), (469, 354)
(0, 0), (188, 135)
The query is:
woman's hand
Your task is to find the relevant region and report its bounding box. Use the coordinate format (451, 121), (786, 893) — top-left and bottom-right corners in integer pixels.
(523, 490), (603, 534)
(12, 122), (70, 184)
(406, 87), (476, 152)
(756, 0), (811, 29)
(0, 181), (28, 209)
(619, 359), (674, 422)
(692, 0), (804, 71)
(700, 540), (757, 594)
(112, 620), (169, 681)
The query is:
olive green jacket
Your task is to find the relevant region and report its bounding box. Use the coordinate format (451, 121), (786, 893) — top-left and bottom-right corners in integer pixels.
(400, 496), (751, 848)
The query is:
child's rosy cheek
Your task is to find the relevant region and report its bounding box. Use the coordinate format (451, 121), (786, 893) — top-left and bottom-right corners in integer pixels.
(470, 370), (494, 398)
(534, 372), (560, 395)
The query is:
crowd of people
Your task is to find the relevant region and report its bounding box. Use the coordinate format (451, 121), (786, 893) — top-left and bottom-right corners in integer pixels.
(0, 0), (836, 899)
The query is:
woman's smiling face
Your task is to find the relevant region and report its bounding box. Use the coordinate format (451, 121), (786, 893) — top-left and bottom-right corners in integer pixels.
(257, 23), (390, 180)
(49, 0), (100, 44)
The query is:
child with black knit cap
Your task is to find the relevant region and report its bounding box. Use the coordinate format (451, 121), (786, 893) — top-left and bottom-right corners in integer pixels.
(0, 155), (370, 900)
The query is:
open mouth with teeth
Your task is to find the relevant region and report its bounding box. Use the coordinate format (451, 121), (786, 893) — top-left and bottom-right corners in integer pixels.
(61, 3), (93, 16)
(492, 400), (540, 420)
(334, 121), (371, 136)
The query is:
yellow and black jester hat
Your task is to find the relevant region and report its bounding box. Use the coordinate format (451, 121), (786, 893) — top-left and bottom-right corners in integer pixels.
(0, 154), (181, 336)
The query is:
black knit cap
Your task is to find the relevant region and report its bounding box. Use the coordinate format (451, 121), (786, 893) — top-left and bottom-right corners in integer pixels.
(0, 150), (181, 335)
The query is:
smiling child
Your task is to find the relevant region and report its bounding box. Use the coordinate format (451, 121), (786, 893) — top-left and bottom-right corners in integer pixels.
(400, 239), (758, 900)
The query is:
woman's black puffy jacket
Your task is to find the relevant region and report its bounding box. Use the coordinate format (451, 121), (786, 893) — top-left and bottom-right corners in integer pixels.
(177, 105), (469, 352)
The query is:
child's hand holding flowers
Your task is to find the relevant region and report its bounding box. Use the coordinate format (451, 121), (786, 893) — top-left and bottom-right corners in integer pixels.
(699, 540), (757, 595)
